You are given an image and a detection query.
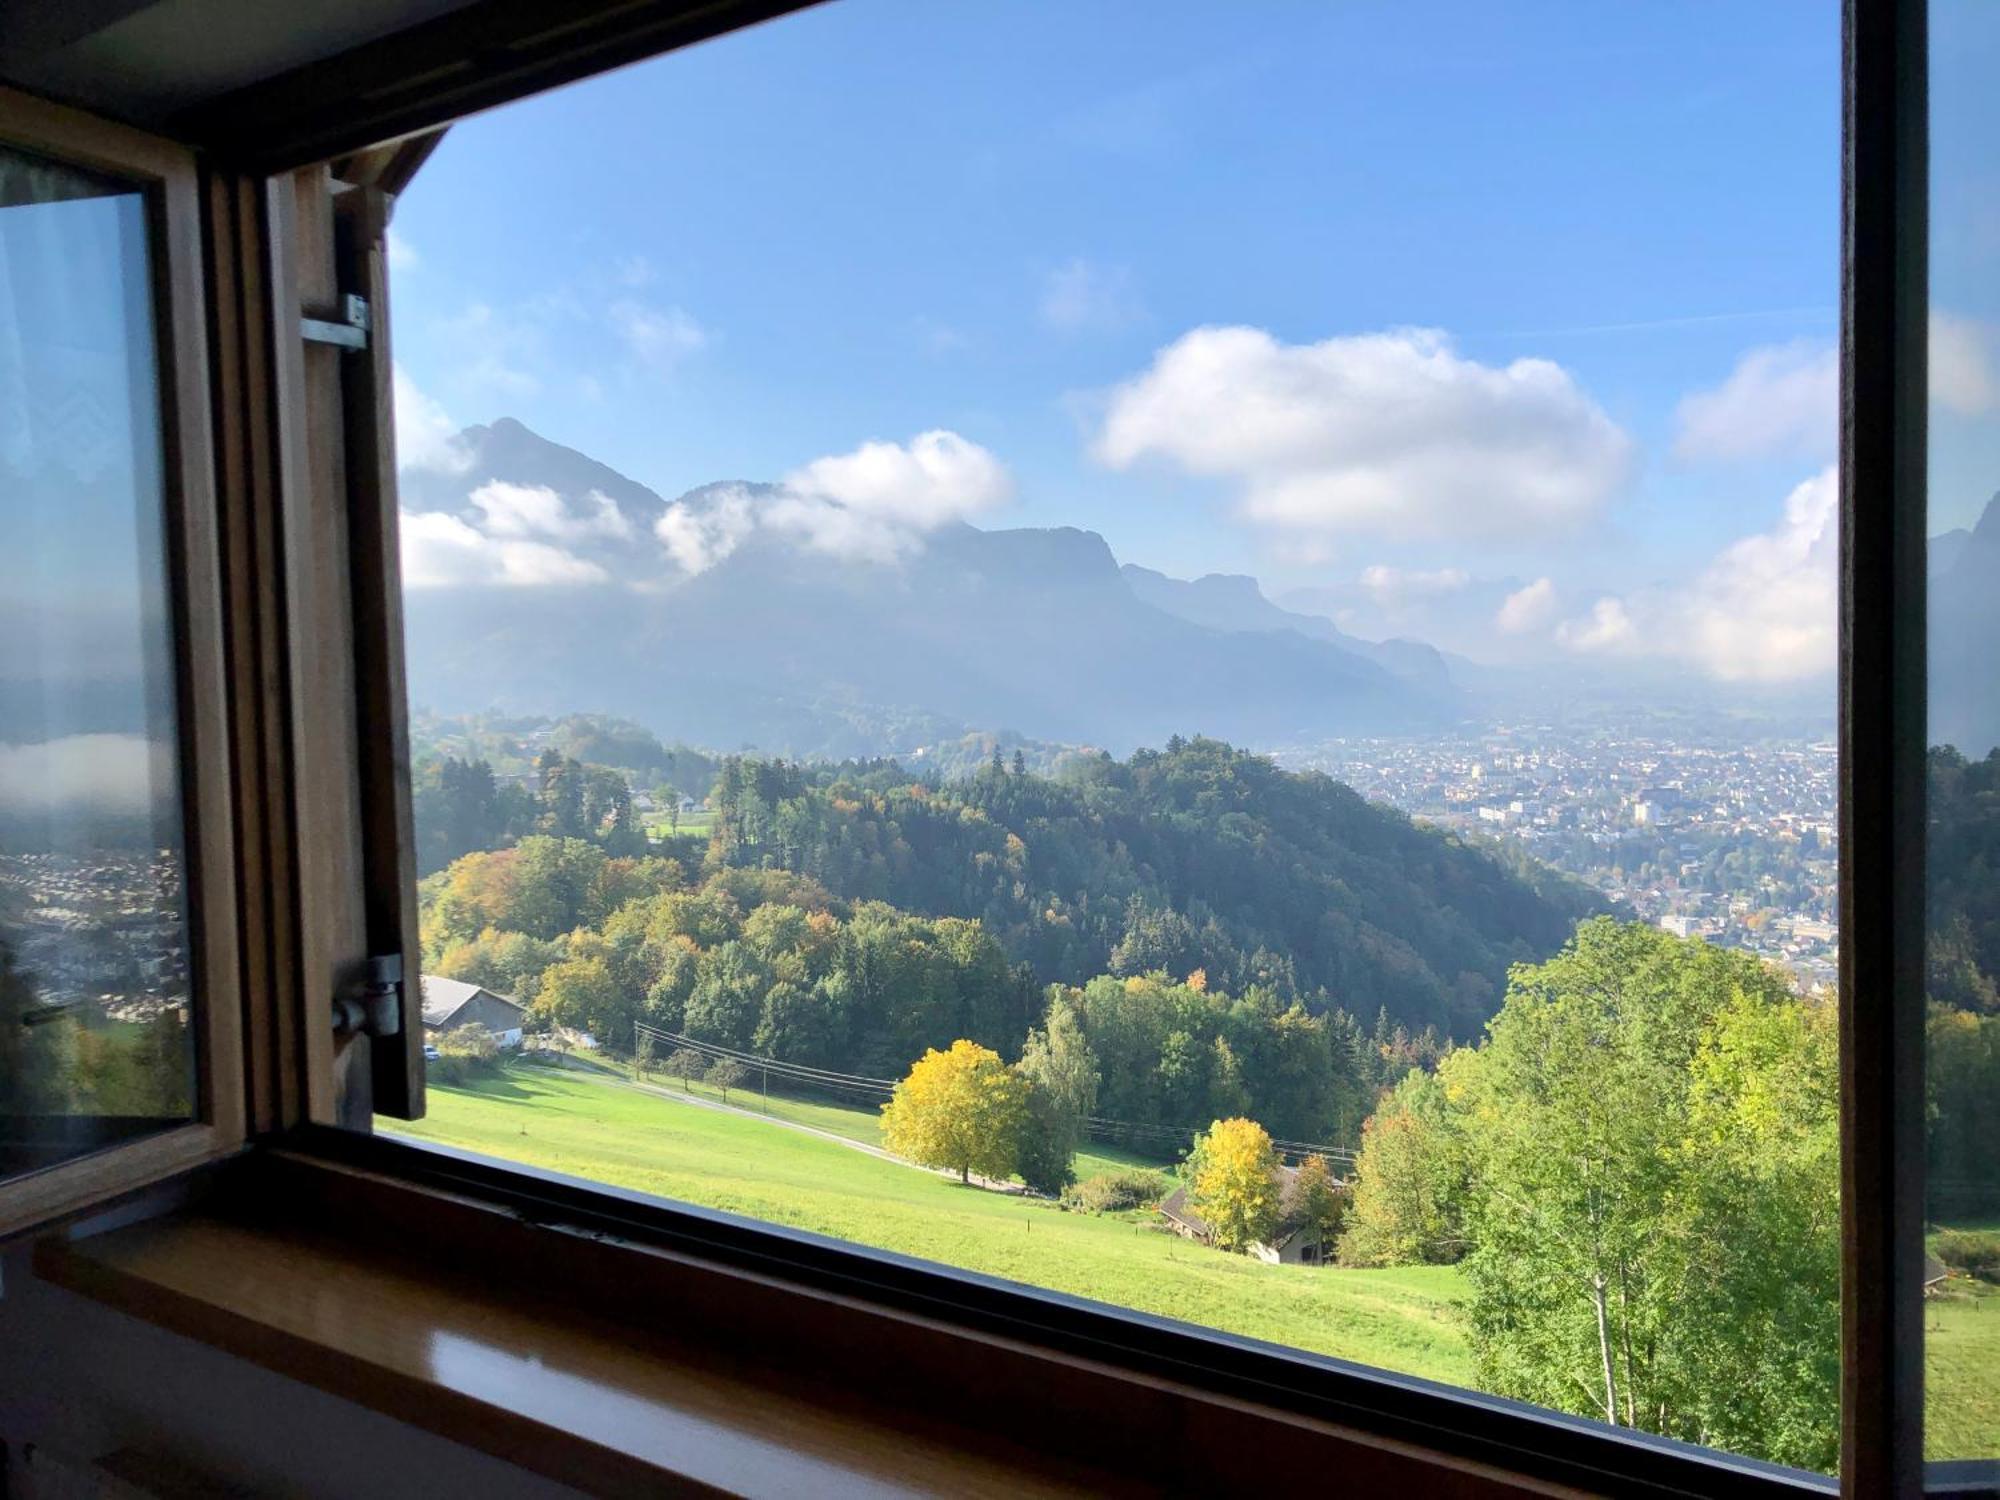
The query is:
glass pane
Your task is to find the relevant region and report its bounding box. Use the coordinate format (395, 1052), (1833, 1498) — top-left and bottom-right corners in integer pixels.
(0, 145), (195, 1178)
(379, 4), (1846, 1474)
(1926, 1), (2000, 1470)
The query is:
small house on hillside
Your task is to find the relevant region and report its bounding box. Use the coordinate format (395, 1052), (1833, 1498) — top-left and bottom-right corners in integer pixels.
(420, 975), (527, 1048)
(1159, 1162), (1344, 1266)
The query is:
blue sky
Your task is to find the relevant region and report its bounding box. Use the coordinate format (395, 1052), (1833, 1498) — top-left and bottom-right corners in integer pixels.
(387, 0), (1994, 676)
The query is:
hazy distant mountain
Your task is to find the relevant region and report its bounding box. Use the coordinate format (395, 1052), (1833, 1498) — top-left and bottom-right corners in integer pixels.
(1931, 525), (1973, 581)
(1120, 565), (1457, 692)
(396, 419), (1457, 757)
(401, 418), (668, 538)
(1932, 492), (2000, 755)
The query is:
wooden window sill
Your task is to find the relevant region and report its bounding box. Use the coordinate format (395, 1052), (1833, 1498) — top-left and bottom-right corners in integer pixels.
(35, 1211), (1112, 1497)
(33, 1144), (1597, 1498)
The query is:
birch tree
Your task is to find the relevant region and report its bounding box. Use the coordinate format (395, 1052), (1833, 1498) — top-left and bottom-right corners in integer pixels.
(1450, 919), (1837, 1469)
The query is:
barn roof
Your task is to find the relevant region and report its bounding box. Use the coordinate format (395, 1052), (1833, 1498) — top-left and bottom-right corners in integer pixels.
(419, 974), (525, 1030)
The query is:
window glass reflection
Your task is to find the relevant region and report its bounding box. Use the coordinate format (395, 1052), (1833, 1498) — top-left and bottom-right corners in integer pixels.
(0, 145), (194, 1177)
(1925, 0), (2000, 1467)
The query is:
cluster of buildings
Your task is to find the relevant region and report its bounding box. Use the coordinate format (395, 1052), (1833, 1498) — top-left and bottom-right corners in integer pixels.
(1280, 728), (1840, 991)
(0, 849), (189, 1021)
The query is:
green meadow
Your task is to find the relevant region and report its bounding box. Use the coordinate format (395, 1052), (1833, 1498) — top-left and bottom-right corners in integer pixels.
(389, 1060), (1997, 1461)
(388, 1062), (1471, 1385)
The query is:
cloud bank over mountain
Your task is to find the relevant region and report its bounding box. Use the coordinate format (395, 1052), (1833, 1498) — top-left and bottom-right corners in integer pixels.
(388, 417), (1453, 757)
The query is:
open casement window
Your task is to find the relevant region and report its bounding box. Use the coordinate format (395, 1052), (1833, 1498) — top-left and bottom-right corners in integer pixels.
(0, 89), (245, 1237)
(263, 146), (433, 1129)
(0, 0), (1985, 1494)
(0, 103), (431, 1236)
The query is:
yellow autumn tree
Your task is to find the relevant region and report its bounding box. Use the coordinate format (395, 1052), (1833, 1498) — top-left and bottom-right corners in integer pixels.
(1185, 1117), (1281, 1252)
(881, 1039), (1028, 1185)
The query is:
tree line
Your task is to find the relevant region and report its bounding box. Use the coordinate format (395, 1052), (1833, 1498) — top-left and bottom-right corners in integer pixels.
(411, 747), (651, 874)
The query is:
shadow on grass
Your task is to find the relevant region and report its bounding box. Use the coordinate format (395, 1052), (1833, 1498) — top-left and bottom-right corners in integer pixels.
(425, 1064), (553, 1102)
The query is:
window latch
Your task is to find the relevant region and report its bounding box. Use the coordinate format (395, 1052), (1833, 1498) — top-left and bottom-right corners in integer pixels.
(333, 953), (403, 1037)
(301, 293), (370, 350)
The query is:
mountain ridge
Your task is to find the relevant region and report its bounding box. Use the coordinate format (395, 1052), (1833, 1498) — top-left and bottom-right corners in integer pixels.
(397, 418), (1464, 757)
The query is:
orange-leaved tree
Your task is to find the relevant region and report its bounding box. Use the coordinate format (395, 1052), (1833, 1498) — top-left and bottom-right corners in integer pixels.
(881, 1039), (1027, 1185)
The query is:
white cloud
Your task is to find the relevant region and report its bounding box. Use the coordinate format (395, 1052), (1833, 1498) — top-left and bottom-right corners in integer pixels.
(468, 480), (632, 544)
(400, 510), (609, 588)
(1496, 577), (1558, 634)
(1672, 341), (1836, 465)
(1672, 316), (1995, 464)
(654, 488), (757, 575)
(769, 430), (1013, 563)
(392, 365), (472, 475)
(654, 431), (1015, 574)
(1674, 466), (1838, 680)
(1558, 466), (1837, 682)
(612, 300), (706, 372)
(1095, 326), (1631, 545)
(761, 493), (918, 564)
(1041, 259), (1144, 332)
(0, 734), (167, 815)
(386, 227), (418, 273)
(1932, 310), (2000, 417)
(784, 430), (1011, 529)
(1359, 565), (1470, 610)
(1555, 596), (1637, 654)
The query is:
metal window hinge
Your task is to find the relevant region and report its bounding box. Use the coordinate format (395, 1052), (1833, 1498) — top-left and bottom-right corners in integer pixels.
(302, 293), (370, 350)
(334, 953), (403, 1037)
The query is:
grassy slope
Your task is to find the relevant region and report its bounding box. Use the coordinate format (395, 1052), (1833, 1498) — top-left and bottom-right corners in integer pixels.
(1925, 1278), (2000, 1459)
(1924, 1220), (2000, 1460)
(388, 1063), (1471, 1385)
(392, 1062), (1997, 1460)
(631, 1067), (1165, 1180)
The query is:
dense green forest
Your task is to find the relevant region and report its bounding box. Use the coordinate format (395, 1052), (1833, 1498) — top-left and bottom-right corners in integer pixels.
(419, 735), (1604, 1038)
(700, 737), (1605, 1038)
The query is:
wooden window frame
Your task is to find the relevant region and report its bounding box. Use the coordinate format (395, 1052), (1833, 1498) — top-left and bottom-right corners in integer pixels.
(7, 0), (1982, 1492)
(0, 87), (246, 1238)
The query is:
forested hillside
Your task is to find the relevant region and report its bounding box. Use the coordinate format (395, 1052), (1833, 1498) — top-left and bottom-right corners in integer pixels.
(415, 737), (1598, 1143)
(705, 737), (1606, 1037)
